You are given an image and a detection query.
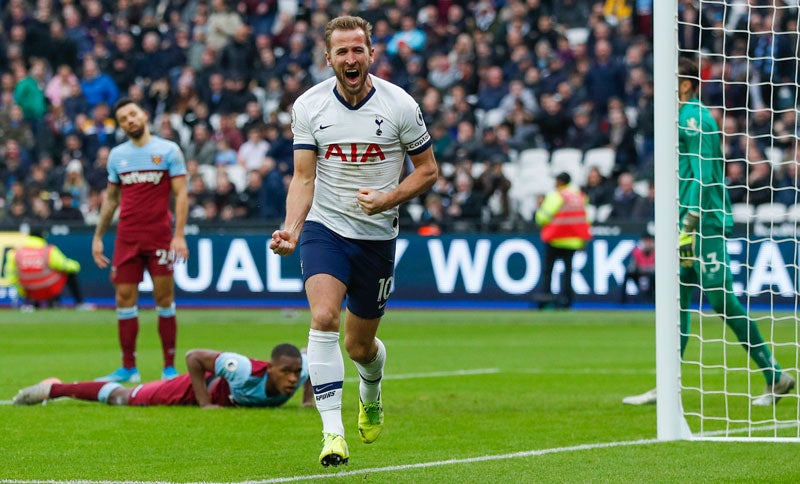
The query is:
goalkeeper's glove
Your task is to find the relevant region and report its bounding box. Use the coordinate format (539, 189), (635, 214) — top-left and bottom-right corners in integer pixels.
(679, 232), (695, 268)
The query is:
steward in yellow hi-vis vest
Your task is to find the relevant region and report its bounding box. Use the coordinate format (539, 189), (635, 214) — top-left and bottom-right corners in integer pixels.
(532, 172), (592, 310)
(5, 233), (92, 310)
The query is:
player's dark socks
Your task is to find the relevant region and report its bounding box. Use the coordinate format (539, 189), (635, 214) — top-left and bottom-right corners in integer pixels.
(158, 316), (177, 368)
(119, 316), (139, 368)
(50, 382), (106, 401)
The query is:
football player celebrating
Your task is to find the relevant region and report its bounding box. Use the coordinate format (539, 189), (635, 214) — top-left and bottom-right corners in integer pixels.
(269, 16), (438, 466)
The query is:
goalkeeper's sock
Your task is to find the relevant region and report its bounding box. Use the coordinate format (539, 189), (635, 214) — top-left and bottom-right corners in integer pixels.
(308, 328), (345, 437)
(157, 304), (177, 368)
(353, 337), (385, 403)
(708, 290), (781, 384)
(117, 306), (139, 368)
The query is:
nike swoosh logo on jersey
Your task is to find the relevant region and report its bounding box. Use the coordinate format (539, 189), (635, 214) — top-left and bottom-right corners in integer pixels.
(319, 124), (333, 130)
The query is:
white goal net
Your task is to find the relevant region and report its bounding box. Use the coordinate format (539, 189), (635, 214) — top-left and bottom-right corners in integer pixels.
(656, 0), (800, 440)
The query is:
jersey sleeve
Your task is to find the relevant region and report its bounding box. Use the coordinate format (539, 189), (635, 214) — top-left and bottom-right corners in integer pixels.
(107, 147), (121, 184)
(291, 101), (316, 151)
(397, 97), (431, 156)
(214, 352), (254, 388)
(167, 142), (187, 177)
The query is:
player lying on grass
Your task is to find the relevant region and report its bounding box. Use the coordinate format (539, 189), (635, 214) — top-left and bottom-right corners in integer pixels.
(13, 344), (312, 408)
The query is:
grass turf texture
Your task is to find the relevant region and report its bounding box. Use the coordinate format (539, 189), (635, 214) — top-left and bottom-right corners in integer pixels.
(1, 308), (799, 482)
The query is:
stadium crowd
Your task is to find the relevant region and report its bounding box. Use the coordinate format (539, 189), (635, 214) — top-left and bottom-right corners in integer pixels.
(0, 0), (797, 232)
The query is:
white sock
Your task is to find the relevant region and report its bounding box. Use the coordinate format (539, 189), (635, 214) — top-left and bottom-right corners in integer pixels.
(353, 337), (385, 403)
(308, 328), (345, 437)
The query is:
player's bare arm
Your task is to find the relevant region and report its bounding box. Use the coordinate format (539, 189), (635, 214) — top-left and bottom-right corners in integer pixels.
(92, 184), (121, 268)
(185, 349), (221, 409)
(357, 146), (438, 216)
(170, 175), (189, 262)
(270, 149), (317, 256)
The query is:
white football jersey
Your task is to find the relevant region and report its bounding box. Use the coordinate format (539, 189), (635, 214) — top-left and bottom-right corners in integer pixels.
(291, 75), (431, 240)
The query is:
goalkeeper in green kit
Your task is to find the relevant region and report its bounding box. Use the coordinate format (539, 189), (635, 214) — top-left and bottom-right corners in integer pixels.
(623, 58), (795, 406)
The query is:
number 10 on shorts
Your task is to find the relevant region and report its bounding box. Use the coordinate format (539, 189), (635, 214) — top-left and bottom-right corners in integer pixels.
(377, 277), (393, 303)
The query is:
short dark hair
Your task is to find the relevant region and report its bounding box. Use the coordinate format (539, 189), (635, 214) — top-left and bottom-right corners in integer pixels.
(678, 57), (700, 91)
(556, 172), (571, 185)
(112, 97), (139, 116)
(271, 343), (301, 360)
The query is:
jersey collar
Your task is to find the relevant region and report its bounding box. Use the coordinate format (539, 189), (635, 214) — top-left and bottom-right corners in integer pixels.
(333, 82), (376, 111)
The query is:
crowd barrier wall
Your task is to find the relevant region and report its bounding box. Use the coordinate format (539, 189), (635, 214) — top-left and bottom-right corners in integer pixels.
(0, 228), (795, 310)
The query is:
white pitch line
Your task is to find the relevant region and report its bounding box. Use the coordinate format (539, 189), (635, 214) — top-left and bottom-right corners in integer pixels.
(236, 438), (663, 484)
(0, 439), (661, 484)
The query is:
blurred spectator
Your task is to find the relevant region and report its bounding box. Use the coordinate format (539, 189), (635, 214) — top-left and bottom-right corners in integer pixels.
(583, 39), (626, 116)
(744, 159), (774, 207)
(45, 64), (80, 109)
(606, 107), (639, 176)
(185, 123), (217, 166)
(476, 127), (510, 164)
(621, 231), (655, 303)
(0, 103), (35, 151)
(607, 172), (640, 221)
(582, 166), (615, 207)
(631, 180), (655, 222)
(213, 169), (239, 215)
(277, 32), (313, 75)
(28, 196), (51, 223)
(497, 79), (538, 124)
(475, 160), (511, 219)
(418, 192), (451, 234)
(532, 93), (571, 150)
(476, 66), (508, 113)
(2, 139), (30, 186)
(447, 172), (484, 225)
(83, 188), (103, 226)
(86, 146), (109, 192)
(215, 113), (245, 150)
(235, 169), (266, 219)
(79, 56), (119, 110)
(61, 159), (89, 210)
(442, 120), (481, 164)
(207, 0), (244, 51)
(219, 25), (257, 80)
(238, 126), (269, 172)
(46, 20), (79, 72)
(50, 191), (84, 222)
(387, 15), (427, 56)
(214, 138), (238, 167)
(62, 82), (90, 121)
(565, 106), (607, 151)
(78, 103), (117, 161)
(726, 161), (747, 205)
(258, 156), (286, 220)
(13, 57), (47, 125)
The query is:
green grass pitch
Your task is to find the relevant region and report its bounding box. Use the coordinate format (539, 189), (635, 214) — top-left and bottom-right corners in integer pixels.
(1, 308), (799, 482)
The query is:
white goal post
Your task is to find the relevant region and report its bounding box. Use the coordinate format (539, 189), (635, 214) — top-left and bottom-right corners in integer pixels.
(655, 0), (800, 441)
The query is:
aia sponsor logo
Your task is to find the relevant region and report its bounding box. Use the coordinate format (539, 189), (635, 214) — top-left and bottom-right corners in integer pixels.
(324, 143), (386, 163)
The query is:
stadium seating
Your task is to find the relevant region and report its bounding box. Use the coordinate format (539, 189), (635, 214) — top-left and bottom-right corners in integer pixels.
(583, 147), (616, 178)
(549, 148), (584, 185)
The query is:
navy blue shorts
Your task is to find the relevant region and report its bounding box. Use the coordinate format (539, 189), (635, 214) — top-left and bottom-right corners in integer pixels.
(298, 221), (396, 319)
